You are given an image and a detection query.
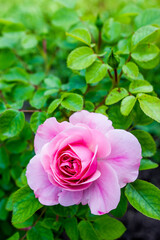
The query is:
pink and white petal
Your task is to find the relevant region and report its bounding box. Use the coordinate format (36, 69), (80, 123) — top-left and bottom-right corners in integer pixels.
(69, 110), (113, 134)
(26, 155), (61, 205)
(34, 117), (71, 154)
(58, 190), (83, 206)
(37, 185), (61, 206)
(26, 155), (51, 192)
(82, 161), (120, 215)
(106, 129), (142, 188)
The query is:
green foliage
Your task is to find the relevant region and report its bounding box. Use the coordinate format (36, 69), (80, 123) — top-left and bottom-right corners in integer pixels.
(67, 46), (97, 70)
(0, 0), (160, 239)
(12, 186), (42, 224)
(125, 180), (160, 220)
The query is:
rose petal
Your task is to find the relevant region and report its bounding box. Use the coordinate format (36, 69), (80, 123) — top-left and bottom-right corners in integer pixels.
(82, 161), (120, 215)
(58, 190), (83, 206)
(69, 110), (113, 134)
(34, 117), (71, 154)
(106, 129), (142, 187)
(26, 155), (60, 205)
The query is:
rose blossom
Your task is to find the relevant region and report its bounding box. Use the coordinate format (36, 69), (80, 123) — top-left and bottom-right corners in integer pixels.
(26, 110), (142, 215)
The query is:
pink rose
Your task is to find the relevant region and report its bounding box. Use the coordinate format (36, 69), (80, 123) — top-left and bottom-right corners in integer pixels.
(26, 110), (142, 215)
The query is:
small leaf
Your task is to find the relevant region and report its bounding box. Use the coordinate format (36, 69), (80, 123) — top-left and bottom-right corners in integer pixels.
(27, 222), (54, 240)
(108, 105), (132, 129)
(86, 61), (107, 83)
(78, 220), (99, 240)
(135, 9), (160, 28)
(138, 93), (160, 123)
(93, 215), (126, 240)
(47, 99), (62, 114)
(3, 67), (29, 83)
(67, 28), (91, 45)
(12, 186), (42, 224)
(0, 147), (9, 169)
(67, 46), (97, 70)
(122, 62), (139, 79)
(129, 80), (153, 94)
(0, 49), (16, 70)
(125, 180), (160, 220)
(61, 93), (83, 111)
(131, 43), (160, 69)
(131, 130), (156, 157)
(21, 34), (37, 49)
(64, 217), (79, 240)
(131, 25), (159, 47)
(120, 96), (136, 116)
(139, 159), (158, 171)
(105, 88), (128, 105)
(0, 110), (25, 140)
(30, 89), (48, 109)
(30, 112), (47, 133)
(7, 232), (20, 240)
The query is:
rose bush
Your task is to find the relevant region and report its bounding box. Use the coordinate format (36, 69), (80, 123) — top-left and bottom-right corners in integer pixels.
(26, 110), (142, 215)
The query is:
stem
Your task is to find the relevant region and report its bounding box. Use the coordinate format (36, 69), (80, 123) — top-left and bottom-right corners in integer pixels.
(107, 69), (113, 80)
(12, 50), (32, 73)
(114, 69), (118, 85)
(19, 110), (41, 113)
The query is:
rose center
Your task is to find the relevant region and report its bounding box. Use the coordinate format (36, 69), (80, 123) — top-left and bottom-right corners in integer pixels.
(59, 153), (81, 177)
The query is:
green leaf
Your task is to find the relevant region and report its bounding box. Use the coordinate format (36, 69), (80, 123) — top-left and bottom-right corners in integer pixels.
(139, 159), (158, 171)
(3, 67), (29, 83)
(47, 99), (62, 114)
(105, 88), (128, 105)
(102, 18), (121, 43)
(55, 0), (77, 8)
(84, 101), (95, 112)
(125, 180), (160, 220)
(7, 232), (20, 240)
(135, 9), (160, 28)
(67, 46), (97, 70)
(93, 215), (126, 240)
(129, 80), (153, 94)
(133, 103), (153, 125)
(30, 89), (48, 109)
(12, 84), (34, 101)
(108, 105), (132, 129)
(138, 93), (160, 123)
(27, 222), (54, 240)
(122, 62), (139, 80)
(67, 28), (91, 45)
(6, 139), (27, 154)
(30, 112), (47, 133)
(78, 221), (99, 240)
(95, 105), (108, 116)
(0, 147), (9, 169)
(0, 100), (6, 113)
(44, 76), (61, 88)
(120, 96), (136, 116)
(0, 110), (25, 140)
(13, 216), (34, 229)
(0, 198), (8, 220)
(64, 217), (79, 240)
(131, 43), (160, 69)
(21, 34), (37, 49)
(52, 8), (79, 30)
(131, 130), (156, 157)
(61, 93), (83, 111)
(131, 25), (160, 47)
(29, 72), (45, 85)
(86, 61), (107, 83)
(51, 204), (78, 217)
(0, 49), (16, 70)
(12, 186), (42, 224)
